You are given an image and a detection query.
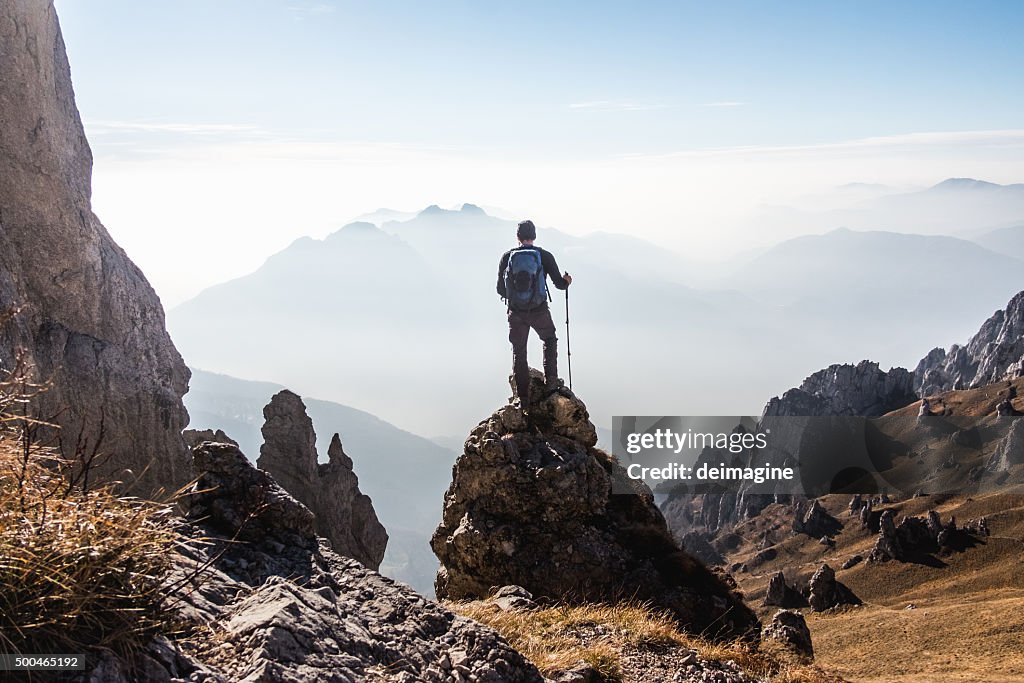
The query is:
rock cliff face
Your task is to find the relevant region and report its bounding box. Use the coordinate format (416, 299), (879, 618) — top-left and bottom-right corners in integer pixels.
(915, 291), (1024, 396)
(763, 360), (916, 417)
(87, 440), (542, 683)
(432, 371), (759, 641)
(257, 390), (388, 570)
(663, 362), (916, 536)
(0, 0), (191, 495)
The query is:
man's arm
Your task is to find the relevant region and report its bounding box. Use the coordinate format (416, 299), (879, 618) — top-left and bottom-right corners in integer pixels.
(541, 249), (570, 290)
(497, 251), (510, 298)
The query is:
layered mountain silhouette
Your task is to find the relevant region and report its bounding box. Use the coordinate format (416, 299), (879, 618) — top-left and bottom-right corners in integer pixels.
(169, 205), (772, 434)
(722, 228), (1024, 350)
(972, 223), (1024, 261)
(755, 178), (1024, 240)
(170, 203), (1024, 438)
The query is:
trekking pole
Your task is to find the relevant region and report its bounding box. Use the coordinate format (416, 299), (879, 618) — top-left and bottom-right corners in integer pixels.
(565, 285), (572, 391)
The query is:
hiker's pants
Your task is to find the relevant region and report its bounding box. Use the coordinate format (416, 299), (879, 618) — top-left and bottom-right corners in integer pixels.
(508, 306), (558, 404)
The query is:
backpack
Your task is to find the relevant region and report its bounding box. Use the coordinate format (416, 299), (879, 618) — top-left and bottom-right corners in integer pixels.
(504, 247), (548, 311)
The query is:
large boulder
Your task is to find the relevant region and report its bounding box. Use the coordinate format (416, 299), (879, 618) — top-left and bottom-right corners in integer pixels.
(257, 390), (388, 570)
(807, 563), (860, 612)
(915, 291), (1024, 395)
(762, 610), (814, 659)
(0, 0), (191, 496)
(431, 371), (760, 641)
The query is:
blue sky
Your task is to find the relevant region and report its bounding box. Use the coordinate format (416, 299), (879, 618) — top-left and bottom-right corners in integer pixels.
(53, 1), (1024, 304)
(57, 1), (1024, 156)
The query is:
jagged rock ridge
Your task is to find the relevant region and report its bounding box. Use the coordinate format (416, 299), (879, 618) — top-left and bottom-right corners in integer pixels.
(0, 0), (191, 495)
(915, 291), (1024, 396)
(432, 371), (760, 640)
(257, 389), (388, 570)
(764, 360), (916, 417)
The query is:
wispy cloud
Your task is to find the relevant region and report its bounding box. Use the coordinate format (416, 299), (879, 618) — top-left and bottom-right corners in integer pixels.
(569, 100), (672, 112)
(700, 101), (746, 108)
(287, 3), (335, 18)
(87, 121), (265, 136)
(617, 129), (1024, 161)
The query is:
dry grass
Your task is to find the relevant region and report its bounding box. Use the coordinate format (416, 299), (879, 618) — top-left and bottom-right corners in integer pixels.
(450, 599), (843, 682)
(0, 352), (181, 659)
(451, 601), (678, 679)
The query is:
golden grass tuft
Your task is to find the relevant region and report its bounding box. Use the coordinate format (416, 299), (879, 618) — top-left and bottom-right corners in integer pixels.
(0, 357), (181, 659)
(450, 599), (845, 682)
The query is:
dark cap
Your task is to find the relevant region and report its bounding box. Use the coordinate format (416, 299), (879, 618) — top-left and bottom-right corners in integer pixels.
(517, 219), (537, 241)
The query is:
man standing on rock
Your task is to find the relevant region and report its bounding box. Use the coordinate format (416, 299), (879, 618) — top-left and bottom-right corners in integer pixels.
(497, 219), (572, 410)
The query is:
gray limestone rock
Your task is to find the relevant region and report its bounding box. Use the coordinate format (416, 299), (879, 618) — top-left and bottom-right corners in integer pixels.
(988, 418), (1024, 472)
(869, 510), (900, 562)
(792, 499), (843, 538)
(764, 361), (916, 417)
(914, 291), (1024, 395)
(762, 571), (806, 608)
(762, 609), (814, 659)
(183, 428), (238, 449)
(0, 0), (191, 497)
(432, 370), (760, 641)
(257, 390), (388, 570)
(807, 563), (860, 612)
(104, 441), (544, 683)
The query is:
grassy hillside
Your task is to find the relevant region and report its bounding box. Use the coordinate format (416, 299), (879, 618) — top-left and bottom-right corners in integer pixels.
(706, 380), (1024, 682)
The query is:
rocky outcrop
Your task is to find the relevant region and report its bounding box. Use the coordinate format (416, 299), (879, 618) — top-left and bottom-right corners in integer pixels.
(183, 428), (237, 449)
(98, 440), (542, 683)
(869, 510), (901, 562)
(989, 419), (1024, 472)
(257, 390), (387, 570)
(807, 563), (860, 612)
(764, 361), (916, 417)
(915, 291), (1024, 396)
(432, 371), (760, 640)
(0, 0), (191, 496)
(792, 499), (843, 538)
(762, 610), (814, 659)
(762, 571), (807, 608)
(869, 509), (964, 562)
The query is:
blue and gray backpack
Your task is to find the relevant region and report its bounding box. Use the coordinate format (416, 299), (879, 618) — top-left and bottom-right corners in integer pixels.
(504, 247), (549, 311)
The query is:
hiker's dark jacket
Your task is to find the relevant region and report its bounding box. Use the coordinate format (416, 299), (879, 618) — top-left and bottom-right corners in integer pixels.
(496, 246), (569, 308)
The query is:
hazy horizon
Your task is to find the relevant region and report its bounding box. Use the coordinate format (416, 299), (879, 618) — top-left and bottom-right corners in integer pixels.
(52, 1), (1024, 306)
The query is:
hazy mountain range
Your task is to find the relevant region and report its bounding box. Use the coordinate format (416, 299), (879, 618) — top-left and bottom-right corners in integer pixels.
(753, 178), (1024, 243)
(973, 223), (1024, 262)
(169, 179), (1024, 443)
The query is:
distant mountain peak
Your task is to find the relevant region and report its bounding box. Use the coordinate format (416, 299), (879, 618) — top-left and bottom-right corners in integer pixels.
(322, 221), (387, 243)
(418, 204), (447, 216)
(460, 203), (486, 215)
(339, 221), (379, 232)
(930, 178), (1002, 192)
